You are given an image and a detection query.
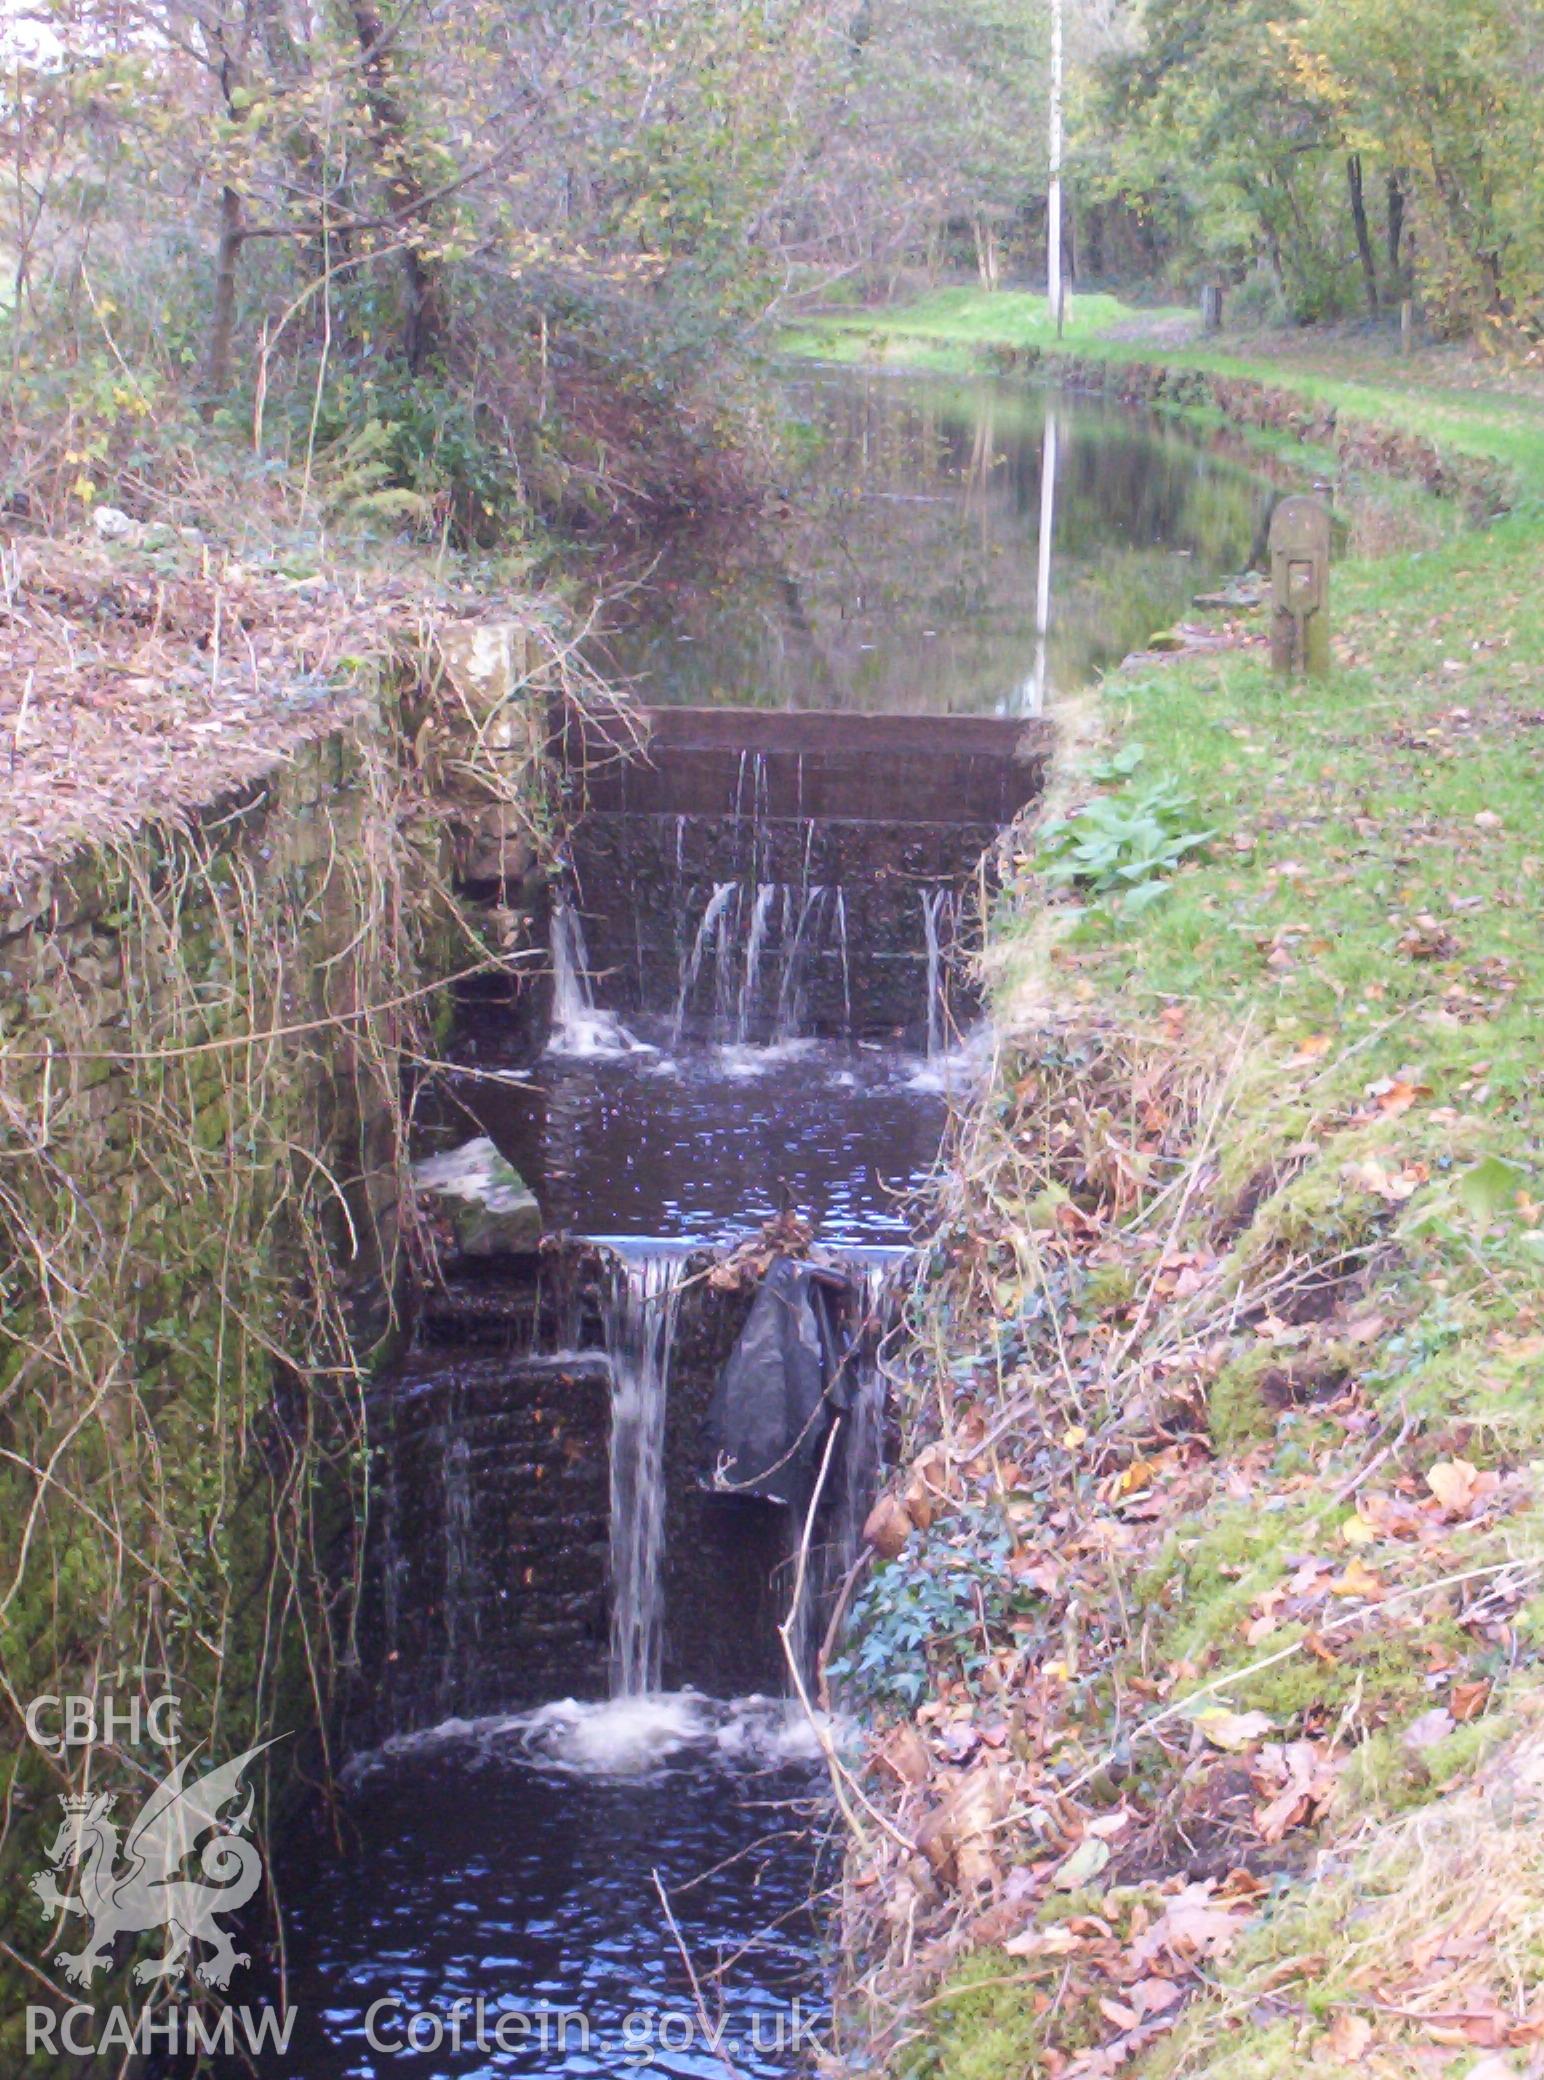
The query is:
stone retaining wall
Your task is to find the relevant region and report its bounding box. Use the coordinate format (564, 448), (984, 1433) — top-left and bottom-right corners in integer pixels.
(0, 626), (546, 2061)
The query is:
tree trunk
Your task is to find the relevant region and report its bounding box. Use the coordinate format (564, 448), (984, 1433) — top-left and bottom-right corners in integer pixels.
(349, 0), (445, 372)
(200, 33), (250, 408)
(1347, 154), (1379, 314)
(201, 181), (243, 407)
(924, 220), (943, 286)
(1385, 172), (1406, 297)
(1084, 200), (1105, 281)
(973, 216), (1000, 291)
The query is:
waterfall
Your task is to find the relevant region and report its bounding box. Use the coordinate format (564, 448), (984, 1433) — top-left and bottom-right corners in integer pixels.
(735, 883), (778, 1043)
(673, 880), (739, 1043)
(732, 749), (770, 887)
(675, 868), (850, 1047)
(603, 1249), (690, 1696)
(833, 888), (852, 1032)
(548, 894), (645, 1058)
(439, 1419), (477, 1711)
(775, 883), (826, 1042)
(920, 887), (954, 1058)
(379, 1451), (404, 1687)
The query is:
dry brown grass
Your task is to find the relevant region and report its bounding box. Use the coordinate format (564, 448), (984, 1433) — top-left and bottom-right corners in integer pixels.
(1160, 1696), (1544, 2077)
(0, 530), (630, 899)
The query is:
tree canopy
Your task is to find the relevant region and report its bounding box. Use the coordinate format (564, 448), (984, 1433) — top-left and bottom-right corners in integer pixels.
(2, 0), (1536, 548)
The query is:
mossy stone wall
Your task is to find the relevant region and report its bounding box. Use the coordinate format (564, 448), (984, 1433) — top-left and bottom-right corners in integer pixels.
(0, 659), (534, 2063)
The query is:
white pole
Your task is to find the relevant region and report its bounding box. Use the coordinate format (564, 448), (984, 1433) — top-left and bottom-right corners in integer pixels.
(1047, 0), (1064, 336)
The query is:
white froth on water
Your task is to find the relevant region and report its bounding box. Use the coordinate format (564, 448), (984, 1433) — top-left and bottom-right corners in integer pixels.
(516, 1694), (711, 1774)
(345, 1694), (834, 1784)
(547, 894), (654, 1059)
(715, 1037), (819, 1081)
(904, 1028), (990, 1094)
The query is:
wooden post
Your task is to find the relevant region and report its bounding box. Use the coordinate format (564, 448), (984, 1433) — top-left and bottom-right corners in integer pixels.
(1400, 299), (1415, 354)
(1269, 496), (1332, 677)
(1202, 283), (1224, 334)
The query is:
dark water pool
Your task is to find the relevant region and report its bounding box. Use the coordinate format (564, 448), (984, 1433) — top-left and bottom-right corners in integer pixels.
(446, 1028), (966, 1248)
(260, 1701), (832, 2079)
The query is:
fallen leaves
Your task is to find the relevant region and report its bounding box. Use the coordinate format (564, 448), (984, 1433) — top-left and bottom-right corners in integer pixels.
(1343, 1153), (1430, 1202)
(915, 1756), (1007, 1897)
(1322, 2010), (1373, 2061)
(1289, 1032), (1333, 1066)
(1367, 1074), (1433, 1117)
(1131, 1881), (1255, 1969)
(874, 1720), (931, 1789)
(1396, 914), (1463, 961)
(1192, 1705), (1274, 1752)
(1331, 1555), (1388, 1599)
(1054, 1836), (1113, 1890)
(862, 1441), (965, 1556)
(0, 534), (559, 895)
(1253, 1739), (1340, 1843)
(862, 1490), (914, 1560)
(838, 978), (1543, 2080)
(1428, 1458), (1484, 1515)
(1452, 1679), (1492, 1724)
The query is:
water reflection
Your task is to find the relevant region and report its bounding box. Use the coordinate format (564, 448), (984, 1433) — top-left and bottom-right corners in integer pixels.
(1024, 403), (1059, 717)
(594, 368), (1270, 716)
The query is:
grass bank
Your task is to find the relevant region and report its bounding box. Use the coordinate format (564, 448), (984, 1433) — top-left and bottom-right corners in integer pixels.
(785, 286), (1544, 506)
(781, 287), (1185, 368)
(814, 307), (1544, 2075)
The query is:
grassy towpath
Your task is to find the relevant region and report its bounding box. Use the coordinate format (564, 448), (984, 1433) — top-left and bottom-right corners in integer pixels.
(798, 297), (1544, 2078)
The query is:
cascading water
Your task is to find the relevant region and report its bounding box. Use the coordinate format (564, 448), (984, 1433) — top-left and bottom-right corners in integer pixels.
(920, 886), (954, 1059)
(833, 888), (853, 1033)
(668, 867), (850, 1047)
(257, 362), (1270, 2080)
(730, 747), (772, 889)
(439, 1421), (476, 1712)
(549, 891), (646, 1057)
(602, 1248), (690, 1695)
(673, 879), (739, 1042)
(736, 882), (779, 1042)
(378, 1454), (403, 1678)
(774, 884), (824, 1041)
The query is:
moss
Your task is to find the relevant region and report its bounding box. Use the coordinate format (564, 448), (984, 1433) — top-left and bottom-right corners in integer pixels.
(1237, 1619), (1473, 1725)
(1338, 1686), (1536, 1821)
(1229, 1153), (1388, 1264)
(1084, 1261), (1141, 1314)
(1207, 1348), (1280, 1453)
(1135, 1497), (1320, 1657)
(0, 687), (546, 2054)
(897, 1953), (1049, 2080)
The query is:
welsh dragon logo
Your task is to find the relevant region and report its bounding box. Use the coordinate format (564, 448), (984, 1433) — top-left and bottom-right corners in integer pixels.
(30, 1740), (275, 1990)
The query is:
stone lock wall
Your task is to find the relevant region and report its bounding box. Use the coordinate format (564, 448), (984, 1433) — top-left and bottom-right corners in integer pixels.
(351, 1249), (873, 1735)
(0, 622), (550, 2061)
